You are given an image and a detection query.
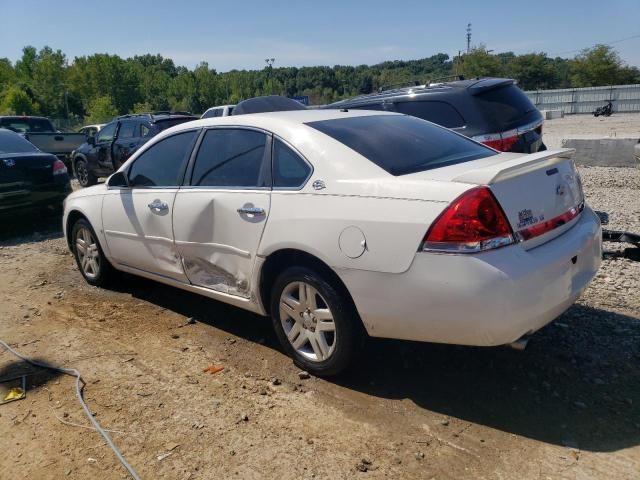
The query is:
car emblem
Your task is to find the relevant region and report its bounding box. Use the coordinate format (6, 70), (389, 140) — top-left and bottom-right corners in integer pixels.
(312, 180), (326, 190)
(556, 184), (566, 196)
(2, 159), (15, 167)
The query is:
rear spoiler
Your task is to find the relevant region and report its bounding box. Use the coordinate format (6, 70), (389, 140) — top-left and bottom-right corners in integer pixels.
(452, 149), (576, 185)
(467, 78), (515, 96)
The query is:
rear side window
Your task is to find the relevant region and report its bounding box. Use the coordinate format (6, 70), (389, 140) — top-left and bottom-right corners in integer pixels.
(128, 130), (197, 187)
(306, 114), (496, 176)
(0, 118), (54, 133)
(191, 129), (268, 188)
(273, 139), (311, 188)
(395, 101), (465, 128)
(474, 85), (536, 128)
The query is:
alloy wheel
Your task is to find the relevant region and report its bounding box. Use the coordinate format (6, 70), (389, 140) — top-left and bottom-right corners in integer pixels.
(76, 161), (88, 186)
(279, 281), (337, 362)
(75, 226), (101, 279)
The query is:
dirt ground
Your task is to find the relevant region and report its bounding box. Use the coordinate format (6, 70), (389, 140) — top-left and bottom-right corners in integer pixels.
(1, 154), (639, 477)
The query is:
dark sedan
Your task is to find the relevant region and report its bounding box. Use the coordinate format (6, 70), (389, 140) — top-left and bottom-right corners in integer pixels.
(0, 128), (71, 217)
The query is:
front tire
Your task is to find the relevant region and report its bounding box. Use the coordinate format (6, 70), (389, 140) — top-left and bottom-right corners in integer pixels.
(270, 266), (359, 377)
(75, 159), (97, 188)
(71, 218), (115, 287)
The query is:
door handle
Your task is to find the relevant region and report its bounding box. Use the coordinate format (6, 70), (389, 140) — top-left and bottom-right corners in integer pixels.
(148, 200), (169, 211)
(237, 206), (265, 215)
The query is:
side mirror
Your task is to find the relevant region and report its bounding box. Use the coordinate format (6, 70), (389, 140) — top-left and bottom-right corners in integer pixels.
(87, 136), (96, 146)
(107, 171), (128, 188)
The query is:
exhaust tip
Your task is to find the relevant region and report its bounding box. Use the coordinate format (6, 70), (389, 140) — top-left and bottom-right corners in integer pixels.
(506, 336), (529, 351)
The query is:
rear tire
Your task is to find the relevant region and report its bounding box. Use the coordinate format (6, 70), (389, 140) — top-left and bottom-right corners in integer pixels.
(71, 218), (115, 287)
(270, 266), (359, 377)
(75, 159), (96, 188)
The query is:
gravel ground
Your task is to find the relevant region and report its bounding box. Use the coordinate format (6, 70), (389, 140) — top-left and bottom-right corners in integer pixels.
(0, 166), (638, 479)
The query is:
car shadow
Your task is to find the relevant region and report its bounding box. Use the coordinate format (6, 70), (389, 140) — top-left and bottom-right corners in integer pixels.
(110, 274), (639, 453)
(0, 212), (63, 246)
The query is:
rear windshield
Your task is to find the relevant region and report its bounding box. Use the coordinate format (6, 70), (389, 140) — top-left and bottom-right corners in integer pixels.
(306, 114), (496, 176)
(0, 130), (39, 153)
(0, 117), (55, 133)
(474, 85), (536, 128)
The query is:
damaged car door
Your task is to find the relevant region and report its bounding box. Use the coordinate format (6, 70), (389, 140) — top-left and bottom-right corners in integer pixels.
(173, 127), (271, 297)
(102, 129), (199, 281)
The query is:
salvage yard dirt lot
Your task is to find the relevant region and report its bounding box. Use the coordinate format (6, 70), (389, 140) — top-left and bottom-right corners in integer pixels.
(1, 154), (640, 476)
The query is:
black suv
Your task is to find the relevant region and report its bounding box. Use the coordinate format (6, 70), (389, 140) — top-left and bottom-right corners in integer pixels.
(325, 78), (545, 153)
(72, 112), (197, 187)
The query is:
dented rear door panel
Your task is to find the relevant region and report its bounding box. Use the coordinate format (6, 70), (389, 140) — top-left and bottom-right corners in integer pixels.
(172, 189), (270, 297)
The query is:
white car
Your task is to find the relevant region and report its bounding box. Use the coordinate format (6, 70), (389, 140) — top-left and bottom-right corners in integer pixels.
(62, 109), (602, 376)
(201, 105), (235, 119)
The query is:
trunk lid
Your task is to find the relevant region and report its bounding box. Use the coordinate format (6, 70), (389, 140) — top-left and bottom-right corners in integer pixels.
(0, 152), (59, 209)
(450, 149), (585, 248)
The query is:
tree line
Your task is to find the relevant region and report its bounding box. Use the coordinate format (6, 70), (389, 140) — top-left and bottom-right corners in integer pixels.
(0, 44), (638, 125)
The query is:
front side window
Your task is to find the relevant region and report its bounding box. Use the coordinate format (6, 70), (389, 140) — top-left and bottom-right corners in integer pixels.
(140, 124), (151, 137)
(128, 130), (198, 187)
(118, 121), (138, 139)
(273, 139), (311, 188)
(191, 129), (268, 188)
(306, 114), (496, 176)
(96, 122), (117, 143)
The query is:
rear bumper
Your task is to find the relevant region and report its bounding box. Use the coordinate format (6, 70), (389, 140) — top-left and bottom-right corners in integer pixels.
(0, 180), (71, 216)
(338, 206), (602, 346)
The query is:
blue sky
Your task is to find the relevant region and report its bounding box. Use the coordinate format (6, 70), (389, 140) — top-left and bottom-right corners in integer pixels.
(1, 0), (639, 71)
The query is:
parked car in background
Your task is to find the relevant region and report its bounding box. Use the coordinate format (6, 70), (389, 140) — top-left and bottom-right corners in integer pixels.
(0, 128), (71, 217)
(201, 105), (235, 118)
(71, 112), (197, 187)
(325, 77), (546, 153)
(0, 116), (86, 165)
(62, 106), (600, 376)
(78, 124), (104, 139)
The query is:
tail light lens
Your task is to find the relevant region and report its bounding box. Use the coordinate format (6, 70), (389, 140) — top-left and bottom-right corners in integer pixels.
(52, 159), (68, 176)
(475, 130), (519, 152)
(421, 186), (514, 253)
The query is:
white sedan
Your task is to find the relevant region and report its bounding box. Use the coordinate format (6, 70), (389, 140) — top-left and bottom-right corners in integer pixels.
(63, 109), (602, 376)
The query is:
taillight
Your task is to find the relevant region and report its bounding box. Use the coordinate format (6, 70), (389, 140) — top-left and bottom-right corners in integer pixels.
(475, 130), (519, 152)
(421, 186), (514, 253)
(52, 159), (67, 176)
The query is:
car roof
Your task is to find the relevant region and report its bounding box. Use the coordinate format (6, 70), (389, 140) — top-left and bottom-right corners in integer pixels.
(0, 115), (51, 121)
(164, 108), (397, 135)
(327, 77), (514, 107)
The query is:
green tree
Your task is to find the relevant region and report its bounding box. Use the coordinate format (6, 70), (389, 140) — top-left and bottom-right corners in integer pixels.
(570, 44), (639, 87)
(87, 95), (117, 123)
(460, 46), (504, 78)
(31, 47), (68, 117)
(507, 53), (558, 90)
(0, 85), (38, 115)
(0, 58), (16, 89)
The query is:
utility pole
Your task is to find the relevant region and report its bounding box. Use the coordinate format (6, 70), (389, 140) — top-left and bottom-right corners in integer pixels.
(264, 58), (275, 94)
(466, 23), (472, 53)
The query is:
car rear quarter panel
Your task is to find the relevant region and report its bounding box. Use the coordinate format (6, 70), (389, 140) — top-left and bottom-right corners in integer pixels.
(259, 192), (449, 274)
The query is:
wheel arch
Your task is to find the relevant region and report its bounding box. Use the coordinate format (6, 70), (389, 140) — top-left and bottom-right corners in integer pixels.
(65, 209), (88, 251)
(72, 152), (87, 172)
(258, 248), (361, 325)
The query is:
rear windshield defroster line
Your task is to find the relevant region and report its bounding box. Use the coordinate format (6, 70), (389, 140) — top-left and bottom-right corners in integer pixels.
(306, 115), (496, 176)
